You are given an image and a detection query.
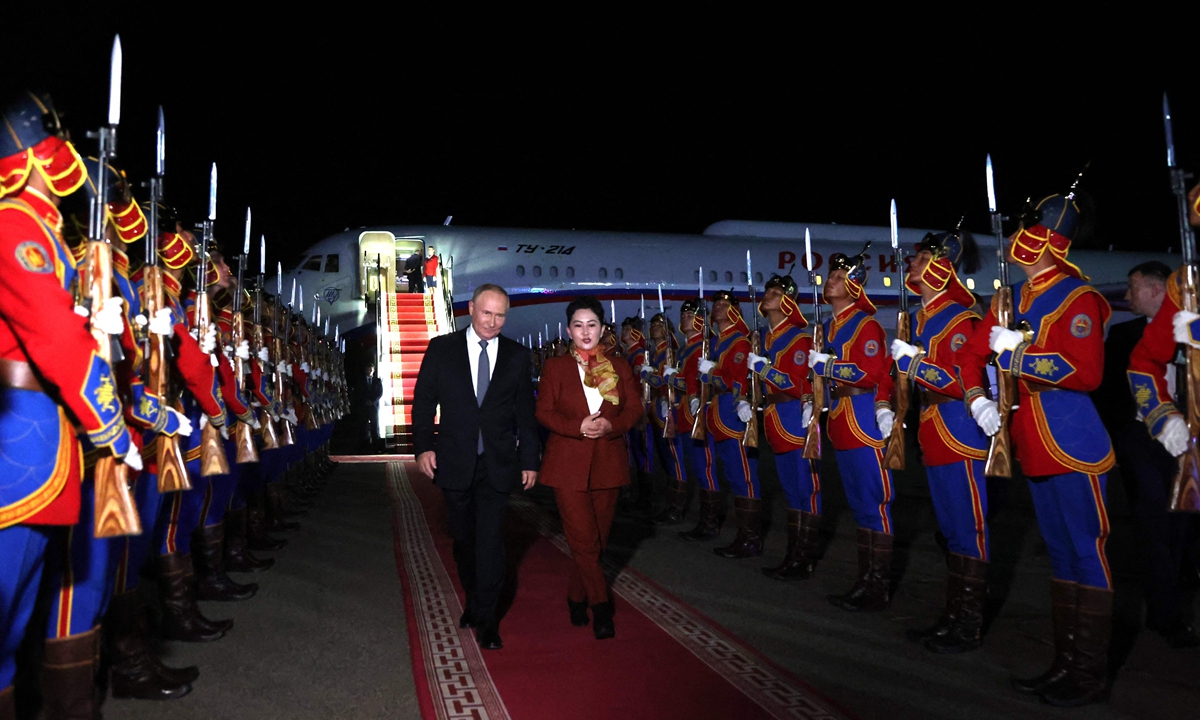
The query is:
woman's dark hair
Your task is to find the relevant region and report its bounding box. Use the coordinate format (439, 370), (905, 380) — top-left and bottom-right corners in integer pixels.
(565, 296), (604, 325)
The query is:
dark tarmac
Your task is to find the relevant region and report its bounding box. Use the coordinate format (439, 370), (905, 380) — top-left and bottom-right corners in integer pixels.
(110, 435), (1199, 720)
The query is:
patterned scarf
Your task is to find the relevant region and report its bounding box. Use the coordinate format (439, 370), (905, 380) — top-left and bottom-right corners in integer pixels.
(571, 346), (620, 405)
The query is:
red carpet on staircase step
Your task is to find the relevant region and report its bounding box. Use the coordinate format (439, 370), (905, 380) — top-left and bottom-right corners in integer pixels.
(388, 462), (854, 720)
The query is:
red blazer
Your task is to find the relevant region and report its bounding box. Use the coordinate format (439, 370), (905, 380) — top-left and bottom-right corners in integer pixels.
(536, 353), (644, 490)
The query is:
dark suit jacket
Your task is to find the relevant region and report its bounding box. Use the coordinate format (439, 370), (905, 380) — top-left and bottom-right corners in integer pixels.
(535, 354), (644, 490)
(412, 329), (541, 492)
(1092, 316), (1147, 442)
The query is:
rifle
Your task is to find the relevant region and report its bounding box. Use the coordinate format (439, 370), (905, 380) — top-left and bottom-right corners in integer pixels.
(691, 267), (710, 441)
(803, 229), (825, 461)
(86, 35), (140, 538)
(279, 270), (299, 446)
(659, 284), (677, 438)
(274, 266), (295, 446)
(984, 154), (1015, 479)
(254, 241), (281, 449)
(884, 199), (908, 470)
(743, 250), (761, 449)
(195, 164), (230, 476)
(641, 295), (652, 408)
(232, 210), (259, 463)
(145, 106), (189, 493)
(1164, 94), (1200, 512)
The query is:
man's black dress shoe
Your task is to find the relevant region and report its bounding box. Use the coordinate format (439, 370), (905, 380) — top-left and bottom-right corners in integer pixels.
(476, 624), (503, 650)
(459, 611), (477, 629)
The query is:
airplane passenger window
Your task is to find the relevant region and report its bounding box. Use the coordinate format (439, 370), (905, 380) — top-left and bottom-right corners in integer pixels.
(724, 271), (733, 283)
(614, 268), (623, 279)
(532, 266), (542, 278)
(740, 271), (747, 283)
(549, 266), (558, 278)
(599, 268), (608, 279)
(755, 272), (763, 283)
(708, 270), (717, 282)
(516, 265), (525, 277)
(565, 267), (574, 278)
(301, 255), (323, 272)
(325, 254), (340, 273)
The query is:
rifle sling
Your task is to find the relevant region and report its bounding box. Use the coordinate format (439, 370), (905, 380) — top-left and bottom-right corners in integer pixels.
(0, 358), (46, 393)
(763, 392), (799, 407)
(831, 385), (871, 399)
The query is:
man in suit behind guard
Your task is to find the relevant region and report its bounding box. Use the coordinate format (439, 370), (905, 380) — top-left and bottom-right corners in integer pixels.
(413, 284), (540, 650)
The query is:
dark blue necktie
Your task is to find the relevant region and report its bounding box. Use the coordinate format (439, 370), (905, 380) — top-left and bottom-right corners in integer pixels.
(477, 339), (489, 453)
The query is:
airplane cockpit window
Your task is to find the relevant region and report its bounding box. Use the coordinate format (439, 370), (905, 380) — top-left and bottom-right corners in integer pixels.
(599, 268), (608, 279)
(301, 255), (323, 272)
(614, 268), (624, 279)
(532, 266), (542, 278)
(325, 254), (340, 273)
(516, 265), (526, 277)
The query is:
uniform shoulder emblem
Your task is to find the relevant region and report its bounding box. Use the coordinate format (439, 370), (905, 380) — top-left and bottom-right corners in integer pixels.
(14, 240), (52, 274)
(1069, 313), (1092, 339)
(794, 349), (806, 366)
(863, 339), (879, 357)
(950, 333), (967, 351)
(734, 351), (745, 364)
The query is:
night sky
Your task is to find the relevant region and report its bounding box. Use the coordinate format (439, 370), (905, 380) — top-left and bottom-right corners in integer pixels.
(7, 12), (1196, 269)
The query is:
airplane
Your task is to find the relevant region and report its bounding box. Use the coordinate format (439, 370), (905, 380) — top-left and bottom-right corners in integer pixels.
(270, 219), (1177, 348)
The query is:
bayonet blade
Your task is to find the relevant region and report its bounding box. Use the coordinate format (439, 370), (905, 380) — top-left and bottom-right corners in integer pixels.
(243, 208), (251, 255)
(986, 154), (997, 213)
(208, 163), (217, 220)
(658, 283), (665, 316)
(260, 235), (266, 275)
(804, 229), (813, 274)
(277, 262), (282, 294)
(746, 249), (752, 284)
(108, 36), (122, 126)
(889, 199), (899, 249)
(155, 106), (165, 176)
(290, 278), (296, 307)
(1164, 93), (1176, 169)
(444, 215), (453, 225)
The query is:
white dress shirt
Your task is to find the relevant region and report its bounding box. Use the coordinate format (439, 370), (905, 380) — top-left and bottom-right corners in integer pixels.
(577, 364), (604, 415)
(466, 324), (498, 396)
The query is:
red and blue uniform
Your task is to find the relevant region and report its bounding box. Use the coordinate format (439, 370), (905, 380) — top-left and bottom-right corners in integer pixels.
(668, 327), (718, 491)
(624, 333), (654, 475)
(957, 266), (1114, 589)
(759, 319), (819, 513)
(897, 291), (990, 559)
(645, 337), (691, 483)
(700, 312), (758, 498)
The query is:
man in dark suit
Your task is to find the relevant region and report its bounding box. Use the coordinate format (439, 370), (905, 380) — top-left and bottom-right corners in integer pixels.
(412, 284), (540, 650)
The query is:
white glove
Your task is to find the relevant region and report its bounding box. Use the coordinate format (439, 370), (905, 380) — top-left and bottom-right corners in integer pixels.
(659, 399), (669, 417)
(970, 396), (1001, 436)
(149, 308), (174, 337)
(282, 362), (292, 376)
(802, 401), (813, 427)
(223, 344), (235, 361)
(636, 364), (652, 379)
(808, 349), (832, 368)
(690, 397), (701, 416)
(890, 339), (919, 361)
(251, 416), (262, 430)
(197, 323), (217, 355)
(285, 409), (300, 426)
(876, 407), (895, 436)
(258, 347), (271, 363)
(736, 400), (753, 423)
(93, 297), (125, 336)
(169, 407), (193, 437)
(1159, 414), (1189, 457)
(220, 423), (229, 440)
(698, 358), (716, 374)
(74, 305), (89, 318)
(123, 446), (143, 472)
(135, 313), (148, 328)
(989, 326), (1024, 354)
(747, 352), (768, 373)
(662, 366), (678, 378)
(301, 361), (311, 374)
(1173, 310), (1200, 348)
(236, 340), (251, 360)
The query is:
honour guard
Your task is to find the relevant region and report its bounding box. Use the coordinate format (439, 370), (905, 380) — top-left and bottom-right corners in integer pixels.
(747, 272), (821, 579)
(810, 248), (897, 611)
(698, 290), (763, 558)
(622, 315), (655, 507)
(644, 311), (691, 523)
(957, 192), (1115, 707)
(890, 229), (991, 652)
(673, 300), (722, 537)
(0, 91), (141, 716)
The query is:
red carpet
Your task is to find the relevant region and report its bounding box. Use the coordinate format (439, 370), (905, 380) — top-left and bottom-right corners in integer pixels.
(388, 462), (853, 720)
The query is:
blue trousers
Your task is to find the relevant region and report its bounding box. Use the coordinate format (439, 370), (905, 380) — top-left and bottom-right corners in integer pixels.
(44, 478), (120, 639)
(775, 448), (821, 514)
(201, 439), (240, 527)
(156, 458), (206, 556)
(0, 525), (51, 689)
(1028, 472), (1112, 589)
(713, 437), (760, 499)
(926, 459), (989, 560)
(630, 422), (654, 475)
(835, 445), (894, 534)
(653, 427), (691, 483)
(116, 468), (165, 594)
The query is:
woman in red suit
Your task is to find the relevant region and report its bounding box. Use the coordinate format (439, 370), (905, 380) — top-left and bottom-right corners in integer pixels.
(536, 296), (644, 639)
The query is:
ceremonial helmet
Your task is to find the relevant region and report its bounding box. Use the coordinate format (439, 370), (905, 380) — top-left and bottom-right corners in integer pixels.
(827, 243), (876, 314)
(64, 157), (148, 244)
(712, 289), (749, 334)
(140, 199), (195, 269)
(908, 225), (979, 306)
(679, 297), (706, 335)
(0, 91), (86, 199)
(621, 314), (645, 345)
(763, 269), (807, 328)
(1011, 166), (1089, 279)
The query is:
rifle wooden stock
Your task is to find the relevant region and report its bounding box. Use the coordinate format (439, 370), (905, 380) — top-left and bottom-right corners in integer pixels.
(663, 344), (677, 439)
(803, 322), (824, 461)
(985, 286), (1016, 479)
(232, 312), (260, 463)
(743, 330), (761, 449)
(1171, 269), (1200, 512)
(83, 241), (141, 538)
(275, 337), (295, 446)
(142, 266), (190, 492)
(194, 292), (230, 476)
(252, 323), (280, 449)
(884, 311), (910, 470)
(691, 333), (710, 441)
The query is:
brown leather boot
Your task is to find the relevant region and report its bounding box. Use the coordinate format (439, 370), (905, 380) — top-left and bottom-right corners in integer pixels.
(830, 529), (892, 611)
(764, 509), (822, 580)
(0, 685), (14, 720)
(41, 628), (99, 720)
(653, 481), (688, 525)
(107, 591), (195, 700)
(155, 553), (233, 642)
(193, 524), (258, 601)
(926, 555), (987, 654)
(223, 507), (274, 573)
(714, 497), (763, 558)
(1013, 580), (1077, 694)
(762, 509), (802, 578)
(265, 484), (301, 532)
(247, 493), (287, 552)
(679, 489), (723, 541)
(908, 553), (963, 644)
(1040, 585), (1113, 707)
(828, 527), (872, 609)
